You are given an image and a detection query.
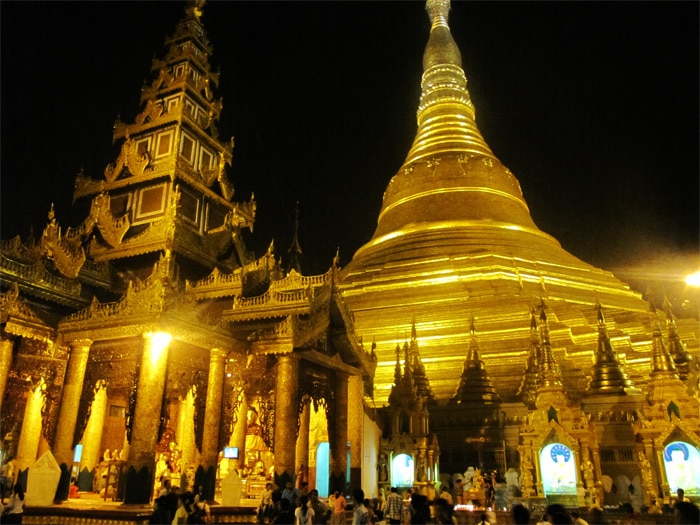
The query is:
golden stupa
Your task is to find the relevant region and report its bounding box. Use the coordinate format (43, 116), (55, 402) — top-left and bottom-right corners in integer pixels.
(340, 0), (660, 405)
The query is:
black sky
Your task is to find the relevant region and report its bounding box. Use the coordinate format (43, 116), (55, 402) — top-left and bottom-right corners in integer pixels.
(1, 1), (698, 279)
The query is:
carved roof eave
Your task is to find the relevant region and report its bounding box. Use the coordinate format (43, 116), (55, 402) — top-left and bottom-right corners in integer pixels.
(186, 266), (243, 300)
(301, 348), (363, 377)
(1, 286), (56, 342)
(637, 416), (700, 447)
(0, 255), (87, 309)
(329, 287), (377, 378)
(58, 311), (233, 349)
(58, 287), (235, 349)
(74, 166), (175, 201)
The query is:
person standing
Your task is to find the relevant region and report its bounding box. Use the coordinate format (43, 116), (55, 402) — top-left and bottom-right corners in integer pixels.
(384, 487), (403, 525)
(330, 490), (347, 525)
(295, 495), (315, 525)
(352, 489), (369, 525)
(571, 511), (589, 525)
(4, 483), (25, 524)
(309, 489), (330, 524)
(536, 513), (551, 525)
(282, 481), (299, 506)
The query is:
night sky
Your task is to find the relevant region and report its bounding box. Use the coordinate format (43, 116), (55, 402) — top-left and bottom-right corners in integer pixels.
(1, 1), (698, 282)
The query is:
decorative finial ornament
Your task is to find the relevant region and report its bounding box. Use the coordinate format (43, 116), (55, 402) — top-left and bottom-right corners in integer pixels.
(185, 0), (205, 20)
(426, 0), (450, 29)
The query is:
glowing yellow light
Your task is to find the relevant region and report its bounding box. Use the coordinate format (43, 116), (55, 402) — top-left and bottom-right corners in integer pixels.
(686, 271), (700, 287)
(146, 331), (172, 364)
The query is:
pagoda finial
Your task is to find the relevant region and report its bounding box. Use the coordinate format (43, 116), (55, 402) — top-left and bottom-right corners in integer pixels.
(185, 0), (205, 20)
(426, 0), (450, 29)
(452, 316), (501, 404)
(586, 303), (634, 395)
(664, 298), (692, 380)
(517, 309), (542, 407)
(537, 301), (563, 389)
(649, 300), (678, 378)
(286, 202), (303, 274)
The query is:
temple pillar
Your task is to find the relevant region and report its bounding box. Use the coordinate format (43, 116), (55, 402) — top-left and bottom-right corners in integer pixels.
(53, 340), (92, 467)
(81, 382), (108, 473)
(230, 388), (248, 470)
(16, 378), (45, 474)
(295, 395), (311, 486)
(200, 347), (226, 500)
(177, 389), (196, 478)
(348, 374), (363, 496)
(273, 354), (299, 486)
(124, 332), (171, 504)
(330, 372), (348, 494)
(0, 337), (15, 411)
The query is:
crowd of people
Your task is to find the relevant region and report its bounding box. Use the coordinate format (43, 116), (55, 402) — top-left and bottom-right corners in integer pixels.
(148, 481), (211, 524)
(252, 482), (700, 525)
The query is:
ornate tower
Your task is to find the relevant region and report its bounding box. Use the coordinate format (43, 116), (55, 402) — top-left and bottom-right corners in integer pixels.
(67, 0), (255, 281)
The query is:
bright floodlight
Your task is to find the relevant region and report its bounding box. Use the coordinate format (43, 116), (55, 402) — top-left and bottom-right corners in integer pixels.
(686, 271), (700, 287)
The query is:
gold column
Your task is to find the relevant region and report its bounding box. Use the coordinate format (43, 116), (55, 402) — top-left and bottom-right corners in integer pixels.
(53, 339), (92, 467)
(177, 389), (196, 474)
(273, 354), (299, 482)
(124, 332), (171, 504)
(200, 348), (226, 500)
(330, 372), (348, 493)
(230, 388), (248, 470)
(201, 348), (226, 468)
(347, 374), (363, 495)
(16, 378), (45, 473)
(295, 395), (311, 485)
(81, 382), (108, 473)
(0, 337), (15, 411)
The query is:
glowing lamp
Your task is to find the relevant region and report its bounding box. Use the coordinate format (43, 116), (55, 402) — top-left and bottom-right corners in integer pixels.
(686, 271), (700, 287)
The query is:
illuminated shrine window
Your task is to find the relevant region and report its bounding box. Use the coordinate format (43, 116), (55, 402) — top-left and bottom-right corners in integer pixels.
(391, 453), (414, 488)
(540, 443), (577, 495)
(663, 441), (700, 493)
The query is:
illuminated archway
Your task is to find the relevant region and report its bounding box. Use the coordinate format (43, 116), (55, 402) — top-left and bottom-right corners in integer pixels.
(539, 443), (577, 495)
(663, 441), (700, 493)
(391, 453), (414, 488)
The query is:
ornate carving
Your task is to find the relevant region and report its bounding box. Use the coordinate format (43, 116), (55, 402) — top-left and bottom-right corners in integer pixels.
(104, 135), (151, 182)
(91, 193), (130, 247)
(41, 205), (86, 279)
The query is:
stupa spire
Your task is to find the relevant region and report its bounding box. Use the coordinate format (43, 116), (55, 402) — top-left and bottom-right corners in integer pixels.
(517, 309), (542, 408)
(452, 316), (501, 404)
(286, 202), (303, 274)
(664, 298), (691, 381)
(586, 303), (634, 395)
(406, 322), (435, 403)
(537, 300), (563, 389)
(354, 0), (565, 260)
(648, 301), (678, 378)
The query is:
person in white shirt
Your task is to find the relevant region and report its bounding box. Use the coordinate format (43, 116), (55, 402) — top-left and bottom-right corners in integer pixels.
(295, 495), (315, 525)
